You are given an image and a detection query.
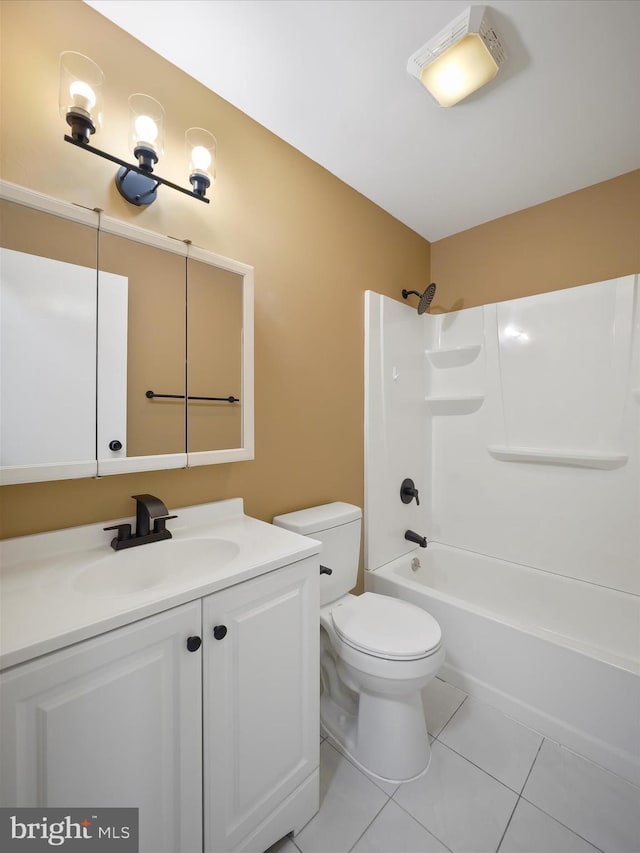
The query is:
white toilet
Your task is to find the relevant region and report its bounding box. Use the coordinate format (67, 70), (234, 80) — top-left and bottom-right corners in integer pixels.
(273, 502), (444, 784)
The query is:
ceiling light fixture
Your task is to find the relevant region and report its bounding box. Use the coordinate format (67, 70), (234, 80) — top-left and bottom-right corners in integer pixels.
(407, 6), (507, 108)
(59, 51), (215, 206)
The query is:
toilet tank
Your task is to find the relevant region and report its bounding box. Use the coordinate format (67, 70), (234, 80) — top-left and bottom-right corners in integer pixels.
(273, 503), (361, 606)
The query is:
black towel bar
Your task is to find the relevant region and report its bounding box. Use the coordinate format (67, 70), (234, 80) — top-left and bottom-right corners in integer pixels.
(146, 390), (239, 403)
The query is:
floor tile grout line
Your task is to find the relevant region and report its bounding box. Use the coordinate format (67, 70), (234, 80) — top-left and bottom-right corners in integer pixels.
(434, 694), (547, 792)
(518, 794), (607, 853)
(314, 738), (399, 852)
(345, 794), (393, 853)
(518, 737), (544, 796)
(438, 679), (639, 791)
(547, 737), (640, 791)
(518, 737), (607, 851)
(389, 796), (454, 853)
(495, 794), (521, 852)
(438, 680), (638, 791)
(430, 693), (468, 739)
(430, 735), (529, 797)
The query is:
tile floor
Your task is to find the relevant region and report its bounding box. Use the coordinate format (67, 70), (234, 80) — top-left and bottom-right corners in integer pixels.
(265, 677), (640, 853)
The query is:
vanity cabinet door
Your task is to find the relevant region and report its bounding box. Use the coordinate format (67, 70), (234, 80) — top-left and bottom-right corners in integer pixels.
(0, 602), (202, 853)
(202, 558), (319, 853)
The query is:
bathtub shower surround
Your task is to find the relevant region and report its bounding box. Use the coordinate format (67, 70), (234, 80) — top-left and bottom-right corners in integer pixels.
(363, 276), (640, 786)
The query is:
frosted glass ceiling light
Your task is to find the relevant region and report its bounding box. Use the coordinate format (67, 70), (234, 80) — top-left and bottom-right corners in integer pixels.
(61, 54), (214, 206)
(407, 6), (507, 107)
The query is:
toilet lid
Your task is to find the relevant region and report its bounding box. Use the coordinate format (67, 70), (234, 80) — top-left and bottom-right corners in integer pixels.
(331, 593), (442, 660)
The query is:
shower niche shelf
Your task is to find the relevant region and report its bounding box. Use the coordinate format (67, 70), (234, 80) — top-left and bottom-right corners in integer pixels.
(425, 395), (484, 415)
(487, 446), (628, 470)
(425, 345), (481, 368)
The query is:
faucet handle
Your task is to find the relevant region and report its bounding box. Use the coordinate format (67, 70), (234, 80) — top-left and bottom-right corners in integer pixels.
(400, 479), (420, 506)
(104, 523), (132, 548)
(153, 514), (178, 534)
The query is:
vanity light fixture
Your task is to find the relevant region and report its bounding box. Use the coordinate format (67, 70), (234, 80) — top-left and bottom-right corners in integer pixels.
(407, 5), (507, 107)
(185, 127), (217, 199)
(59, 51), (105, 143)
(60, 51), (214, 205)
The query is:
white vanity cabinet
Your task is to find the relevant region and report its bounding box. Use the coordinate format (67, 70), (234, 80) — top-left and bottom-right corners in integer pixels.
(0, 601), (203, 853)
(0, 557), (319, 853)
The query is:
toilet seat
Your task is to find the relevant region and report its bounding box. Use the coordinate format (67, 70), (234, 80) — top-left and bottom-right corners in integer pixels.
(331, 592), (441, 661)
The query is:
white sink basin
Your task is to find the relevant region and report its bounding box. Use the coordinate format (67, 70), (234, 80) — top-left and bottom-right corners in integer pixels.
(73, 538), (240, 597)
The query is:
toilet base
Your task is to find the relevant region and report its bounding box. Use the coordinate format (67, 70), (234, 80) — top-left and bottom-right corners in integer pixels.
(320, 689), (432, 784)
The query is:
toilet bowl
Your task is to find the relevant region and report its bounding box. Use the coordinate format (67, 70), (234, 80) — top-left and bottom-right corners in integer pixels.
(321, 592), (444, 781)
(273, 503), (444, 783)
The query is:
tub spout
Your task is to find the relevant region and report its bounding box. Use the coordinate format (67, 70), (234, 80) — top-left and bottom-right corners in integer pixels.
(405, 530), (428, 548)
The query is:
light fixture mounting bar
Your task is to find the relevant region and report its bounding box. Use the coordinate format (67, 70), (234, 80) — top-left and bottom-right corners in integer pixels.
(63, 135), (210, 203)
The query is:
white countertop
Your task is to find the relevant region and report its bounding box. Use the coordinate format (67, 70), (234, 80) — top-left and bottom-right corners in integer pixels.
(0, 499), (321, 670)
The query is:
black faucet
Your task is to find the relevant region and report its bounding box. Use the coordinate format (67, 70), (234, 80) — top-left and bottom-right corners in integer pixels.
(405, 530), (428, 548)
(104, 494), (178, 551)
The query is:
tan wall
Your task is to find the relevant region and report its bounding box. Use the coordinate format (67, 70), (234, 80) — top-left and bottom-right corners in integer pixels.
(430, 170), (640, 311)
(0, 0), (431, 568)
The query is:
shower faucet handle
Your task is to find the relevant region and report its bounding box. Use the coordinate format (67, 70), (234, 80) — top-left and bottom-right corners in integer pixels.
(400, 478), (420, 506)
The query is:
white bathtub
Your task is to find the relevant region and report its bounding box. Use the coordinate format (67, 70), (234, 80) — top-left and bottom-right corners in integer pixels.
(365, 544), (640, 786)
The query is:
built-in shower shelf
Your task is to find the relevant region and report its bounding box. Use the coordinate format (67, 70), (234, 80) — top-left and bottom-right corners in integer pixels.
(425, 345), (481, 368)
(488, 446), (628, 469)
(425, 395), (484, 415)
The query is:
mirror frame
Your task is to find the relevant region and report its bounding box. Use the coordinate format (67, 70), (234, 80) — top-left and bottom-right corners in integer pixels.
(0, 180), (254, 484)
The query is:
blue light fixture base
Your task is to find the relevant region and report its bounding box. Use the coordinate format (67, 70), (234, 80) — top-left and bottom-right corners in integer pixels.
(115, 166), (158, 206)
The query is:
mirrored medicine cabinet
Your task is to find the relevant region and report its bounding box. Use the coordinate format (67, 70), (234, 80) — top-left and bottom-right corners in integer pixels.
(0, 180), (254, 485)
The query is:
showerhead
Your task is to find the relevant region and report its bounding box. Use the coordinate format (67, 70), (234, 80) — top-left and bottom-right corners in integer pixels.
(401, 283), (437, 315)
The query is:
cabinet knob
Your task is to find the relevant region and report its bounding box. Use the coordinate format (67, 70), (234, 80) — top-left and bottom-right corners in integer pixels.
(109, 439), (123, 451)
(186, 636), (202, 652)
(213, 625), (227, 641)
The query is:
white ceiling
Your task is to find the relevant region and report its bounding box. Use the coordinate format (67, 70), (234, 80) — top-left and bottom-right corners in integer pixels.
(85, 0), (640, 241)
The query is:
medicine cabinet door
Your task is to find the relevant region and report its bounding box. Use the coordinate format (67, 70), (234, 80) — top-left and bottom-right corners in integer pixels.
(186, 247), (254, 465)
(96, 223), (188, 475)
(0, 196), (99, 484)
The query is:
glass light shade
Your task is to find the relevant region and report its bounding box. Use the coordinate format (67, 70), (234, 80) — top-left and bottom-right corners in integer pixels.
(186, 127), (216, 182)
(128, 94), (165, 157)
(420, 34), (499, 107)
(59, 51), (104, 138)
